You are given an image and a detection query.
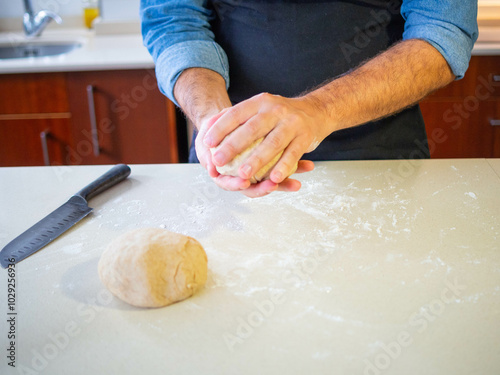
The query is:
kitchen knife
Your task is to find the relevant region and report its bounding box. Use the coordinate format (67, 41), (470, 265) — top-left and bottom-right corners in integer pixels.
(0, 164), (131, 269)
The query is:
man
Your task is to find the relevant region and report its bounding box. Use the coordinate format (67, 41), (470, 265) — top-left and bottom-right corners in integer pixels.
(141, 0), (478, 197)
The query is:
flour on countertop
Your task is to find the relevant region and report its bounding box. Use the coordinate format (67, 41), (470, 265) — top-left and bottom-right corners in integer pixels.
(61, 243), (83, 255)
(59, 163), (498, 332)
(465, 191), (477, 199)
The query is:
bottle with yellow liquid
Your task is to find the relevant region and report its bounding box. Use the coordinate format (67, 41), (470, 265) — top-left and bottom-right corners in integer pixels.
(83, 0), (100, 29)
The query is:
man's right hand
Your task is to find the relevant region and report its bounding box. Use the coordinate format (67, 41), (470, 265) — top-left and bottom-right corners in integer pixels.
(174, 68), (254, 191)
(195, 111), (253, 191)
(174, 67), (314, 198)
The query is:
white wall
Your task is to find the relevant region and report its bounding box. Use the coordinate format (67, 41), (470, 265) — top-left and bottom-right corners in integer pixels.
(0, 0), (140, 20)
(102, 0), (140, 21)
(0, 0), (496, 21)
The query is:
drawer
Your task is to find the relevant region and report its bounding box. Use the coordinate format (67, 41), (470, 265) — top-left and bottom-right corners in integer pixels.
(0, 73), (69, 114)
(0, 118), (72, 166)
(420, 99), (500, 158)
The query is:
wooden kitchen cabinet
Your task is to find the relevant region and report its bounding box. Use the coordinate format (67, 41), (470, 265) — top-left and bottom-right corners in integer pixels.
(420, 55), (500, 158)
(0, 118), (72, 166)
(0, 69), (178, 167)
(2, 56), (499, 166)
(66, 70), (178, 165)
(0, 73), (72, 166)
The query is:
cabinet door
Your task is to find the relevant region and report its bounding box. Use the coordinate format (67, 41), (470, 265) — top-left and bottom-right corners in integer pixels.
(66, 70), (178, 165)
(421, 56), (500, 158)
(0, 72), (73, 166)
(420, 100), (500, 158)
(0, 118), (72, 167)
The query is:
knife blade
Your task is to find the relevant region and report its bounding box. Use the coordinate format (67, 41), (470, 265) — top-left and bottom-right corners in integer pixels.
(0, 164), (131, 268)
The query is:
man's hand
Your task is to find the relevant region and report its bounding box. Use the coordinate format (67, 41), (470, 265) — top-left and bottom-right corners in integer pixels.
(197, 108), (315, 198)
(201, 39), (454, 189)
(174, 68), (316, 198)
(203, 93), (329, 185)
(177, 40), (453, 197)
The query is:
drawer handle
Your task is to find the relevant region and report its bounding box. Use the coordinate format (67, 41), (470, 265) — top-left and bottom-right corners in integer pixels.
(490, 119), (500, 126)
(86, 85), (100, 157)
(40, 130), (50, 166)
(493, 75), (500, 82)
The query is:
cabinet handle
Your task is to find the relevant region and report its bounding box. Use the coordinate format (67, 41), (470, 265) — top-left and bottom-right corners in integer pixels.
(490, 119), (500, 126)
(40, 130), (50, 166)
(493, 75), (500, 82)
(86, 85), (100, 157)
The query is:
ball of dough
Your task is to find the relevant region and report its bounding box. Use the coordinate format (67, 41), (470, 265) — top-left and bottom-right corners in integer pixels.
(98, 228), (207, 308)
(211, 137), (298, 184)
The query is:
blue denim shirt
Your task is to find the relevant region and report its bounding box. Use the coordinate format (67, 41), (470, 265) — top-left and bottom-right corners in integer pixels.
(140, 0), (478, 106)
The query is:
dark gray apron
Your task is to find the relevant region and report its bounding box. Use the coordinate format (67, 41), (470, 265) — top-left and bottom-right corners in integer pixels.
(189, 0), (429, 162)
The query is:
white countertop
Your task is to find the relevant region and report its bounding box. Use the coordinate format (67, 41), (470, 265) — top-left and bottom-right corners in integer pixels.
(0, 26), (499, 75)
(0, 160), (499, 374)
(0, 29), (154, 74)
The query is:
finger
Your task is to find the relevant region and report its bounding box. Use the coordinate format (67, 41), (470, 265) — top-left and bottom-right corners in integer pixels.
(211, 111), (278, 168)
(238, 123), (295, 180)
(205, 107), (231, 131)
(275, 178), (302, 192)
(240, 180), (279, 198)
(214, 175), (252, 191)
(196, 144), (210, 169)
(196, 140), (220, 178)
(241, 178), (301, 198)
(203, 98), (260, 148)
(195, 131), (211, 168)
(295, 160), (315, 174)
(205, 155), (219, 178)
(269, 138), (310, 183)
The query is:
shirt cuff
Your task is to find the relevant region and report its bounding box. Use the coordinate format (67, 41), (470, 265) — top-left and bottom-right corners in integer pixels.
(155, 40), (230, 107)
(402, 22), (477, 80)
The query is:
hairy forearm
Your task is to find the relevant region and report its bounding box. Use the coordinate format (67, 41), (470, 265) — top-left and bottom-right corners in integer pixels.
(305, 39), (455, 134)
(173, 68), (232, 129)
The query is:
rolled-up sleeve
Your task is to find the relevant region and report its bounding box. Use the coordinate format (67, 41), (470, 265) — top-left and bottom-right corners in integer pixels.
(140, 0), (230, 106)
(401, 0), (478, 80)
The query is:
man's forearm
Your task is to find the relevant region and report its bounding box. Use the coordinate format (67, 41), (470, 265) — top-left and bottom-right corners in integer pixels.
(305, 39), (455, 134)
(173, 68), (232, 129)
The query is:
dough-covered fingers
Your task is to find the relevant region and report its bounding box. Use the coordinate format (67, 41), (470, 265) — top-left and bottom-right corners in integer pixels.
(268, 140), (304, 183)
(203, 97), (261, 148)
(239, 179), (279, 198)
(240, 178), (302, 198)
(211, 111), (277, 168)
(238, 127), (294, 180)
(205, 93), (324, 196)
(213, 174), (252, 191)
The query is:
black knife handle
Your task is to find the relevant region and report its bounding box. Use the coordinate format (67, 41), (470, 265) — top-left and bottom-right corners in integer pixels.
(75, 164), (131, 202)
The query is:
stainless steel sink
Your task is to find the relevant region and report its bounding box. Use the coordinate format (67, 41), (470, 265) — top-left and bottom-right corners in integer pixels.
(0, 42), (81, 59)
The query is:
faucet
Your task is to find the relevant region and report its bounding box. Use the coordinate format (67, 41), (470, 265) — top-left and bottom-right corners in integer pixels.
(23, 0), (62, 37)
